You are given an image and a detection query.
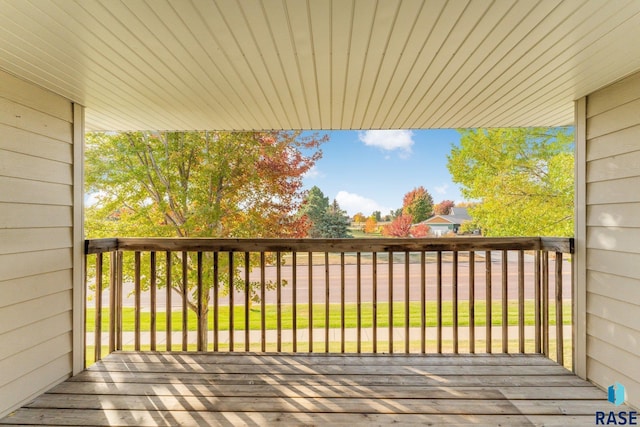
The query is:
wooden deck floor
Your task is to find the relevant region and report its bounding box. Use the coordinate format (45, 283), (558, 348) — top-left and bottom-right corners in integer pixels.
(0, 352), (624, 426)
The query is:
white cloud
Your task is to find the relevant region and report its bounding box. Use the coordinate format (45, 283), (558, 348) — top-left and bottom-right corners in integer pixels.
(358, 130), (414, 154)
(303, 165), (323, 179)
(434, 184), (449, 195)
(335, 191), (389, 217)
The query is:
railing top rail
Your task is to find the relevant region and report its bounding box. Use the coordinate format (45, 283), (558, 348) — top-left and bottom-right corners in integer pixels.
(85, 236), (574, 255)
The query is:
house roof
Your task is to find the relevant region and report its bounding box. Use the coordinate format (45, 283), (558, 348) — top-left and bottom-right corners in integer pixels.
(1, 1), (640, 131)
(423, 207), (471, 225)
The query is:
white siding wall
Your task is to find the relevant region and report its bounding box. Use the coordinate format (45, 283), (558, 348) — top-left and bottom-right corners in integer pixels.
(0, 70), (79, 417)
(585, 70), (640, 409)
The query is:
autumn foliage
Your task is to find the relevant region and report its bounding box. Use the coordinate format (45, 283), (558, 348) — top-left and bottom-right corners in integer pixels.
(382, 214), (413, 237)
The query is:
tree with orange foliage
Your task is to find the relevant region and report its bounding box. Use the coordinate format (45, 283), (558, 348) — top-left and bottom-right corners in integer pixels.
(364, 216), (378, 234)
(383, 214), (413, 237)
(402, 186), (434, 223)
(410, 223), (430, 237)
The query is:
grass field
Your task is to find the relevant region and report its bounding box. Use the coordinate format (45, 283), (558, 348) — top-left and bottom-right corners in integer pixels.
(86, 300), (571, 332)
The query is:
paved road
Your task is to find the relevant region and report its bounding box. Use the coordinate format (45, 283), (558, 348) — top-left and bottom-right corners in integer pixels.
(88, 256), (572, 309)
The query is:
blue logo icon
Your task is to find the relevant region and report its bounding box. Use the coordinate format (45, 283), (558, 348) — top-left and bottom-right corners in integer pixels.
(608, 382), (625, 406)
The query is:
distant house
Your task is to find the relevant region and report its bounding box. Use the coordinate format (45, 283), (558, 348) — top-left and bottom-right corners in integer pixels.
(420, 207), (472, 236)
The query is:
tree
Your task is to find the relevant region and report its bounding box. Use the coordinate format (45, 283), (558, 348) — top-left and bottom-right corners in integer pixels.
(447, 127), (574, 236)
(372, 211), (382, 222)
(352, 212), (366, 223)
(85, 130), (326, 344)
(402, 186), (434, 222)
(434, 200), (455, 215)
(382, 214), (413, 237)
(364, 216), (378, 234)
(315, 200), (352, 238)
(300, 188), (351, 238)
(410, 223), (430, 237)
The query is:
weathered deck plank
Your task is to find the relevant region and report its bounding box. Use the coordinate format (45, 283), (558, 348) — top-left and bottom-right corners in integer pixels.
(0, 352), (627, 426)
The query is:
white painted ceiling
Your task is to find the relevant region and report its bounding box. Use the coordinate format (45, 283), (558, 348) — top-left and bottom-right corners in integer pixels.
(1, 0), (640, 131)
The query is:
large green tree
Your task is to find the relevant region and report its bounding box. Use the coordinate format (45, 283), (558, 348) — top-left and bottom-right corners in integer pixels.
(86, 130), (325, 342)
(402, 186), (434, 223)
(299, 187), (351, 238)
(447, 128), (574, 236)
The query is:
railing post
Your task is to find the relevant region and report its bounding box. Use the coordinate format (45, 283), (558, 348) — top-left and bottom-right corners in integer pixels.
(94, 253), (103, 362)
(555, 252), (564, 366)
(109, 251), (116, 354)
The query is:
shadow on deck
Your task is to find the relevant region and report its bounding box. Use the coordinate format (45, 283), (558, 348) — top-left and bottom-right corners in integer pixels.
(0, 352), (626, 426)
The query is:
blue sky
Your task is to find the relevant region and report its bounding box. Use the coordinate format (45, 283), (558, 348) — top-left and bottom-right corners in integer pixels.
(301, 129), (464, 217)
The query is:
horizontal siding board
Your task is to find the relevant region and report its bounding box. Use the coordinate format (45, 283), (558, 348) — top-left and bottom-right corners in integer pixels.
(587, 150), (640, 183)
(587, 70), (640, 118)
(0, 248), (72, 282)
(0, 333), (72, 388)
(0, 123), (72, 163)
(587, 313), (640, 362)
(0, 149), (72, 185)
(587, 357), (640, 409)
(0, 312), (71, 362)
(586, 226), (640, 253)
(587, 336), (640, 390)
(0, 270), (72, 308)
(587, 248), (640, 280)
(0, 177), (71, 205)
(586, 292), (640, 333)
(0, 228), (71, 256)
(587, 203), (640, 227)
(587, 270), (640, 304)
(0, 289), (71, 336)
(0, 354), (71, 419)
(587, 125), (640, 161)
(0, 96), (72, 142)
(0, 203), (71, 228)
(587, 177), (640, 205)
(0, 69), (72, 122)
(586, 96), (640, 139)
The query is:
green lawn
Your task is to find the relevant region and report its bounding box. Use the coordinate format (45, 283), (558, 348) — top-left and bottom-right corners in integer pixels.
(86, 300), (571, 332)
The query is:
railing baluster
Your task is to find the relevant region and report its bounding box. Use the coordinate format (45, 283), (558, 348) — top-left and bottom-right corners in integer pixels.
(388, 251), (394, 354)
(535, 250), (541, 353)
(94, 253), (103, 362)
(420, 251), (426, 354)
(134, 252), (141, 351)
(244, 252), (250, 352)
(292, 252), (297, 352)
(485, 251), (492, 354)
(213, 252), (219, 352)
(469, 251), (475, 354)
(166, 251), (172, 351)
(436, 251), (442, 353)
(116, 251), (123, 351)
(501, 250), (507, 353)
(340, 252), (345, 353)
(372, 252), (377, 354)
(404, 251), (410, 354)
(308, 251), (313, 353)
(542, 251), (549, 357)
(555, 252), (564, 365)
(182, 251), (188, 351)
(150, 251), (156, 351)
(518, 250), (525, 353)
(196, 251), (203, 352)
(324, 252), (330, 353)
(453, 251), (459, 354)
(261, 252), (266, 352)
(109, 251), (116, 354)
(356, 252), (362, 354)
(277, 251), (282, 352)
(229, 251), (234, 352)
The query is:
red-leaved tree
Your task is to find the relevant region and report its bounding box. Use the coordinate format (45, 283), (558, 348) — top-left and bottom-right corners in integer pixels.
(382, 214), (413, 237)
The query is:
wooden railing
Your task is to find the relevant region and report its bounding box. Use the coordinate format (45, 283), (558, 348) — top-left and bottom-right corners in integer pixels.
(85, 237), (573, 367)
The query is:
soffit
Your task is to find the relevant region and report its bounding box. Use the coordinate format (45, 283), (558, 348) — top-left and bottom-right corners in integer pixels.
(1, 0), (639, 131)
